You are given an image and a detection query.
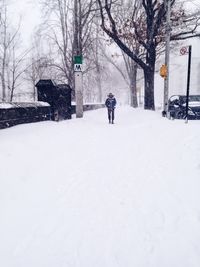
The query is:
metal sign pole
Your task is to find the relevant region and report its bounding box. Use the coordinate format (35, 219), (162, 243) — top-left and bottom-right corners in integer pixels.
(75, 70), (83, 118)
(74, 56), (83, 118)
(185, 45), (192, 123)
(163, 0), (171, 113)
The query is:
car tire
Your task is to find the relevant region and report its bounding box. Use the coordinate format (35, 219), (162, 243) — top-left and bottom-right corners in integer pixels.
(176, 110), (186, 119)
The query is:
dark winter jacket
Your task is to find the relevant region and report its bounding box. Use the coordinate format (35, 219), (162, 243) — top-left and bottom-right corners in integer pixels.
(105, 97), (117, 109)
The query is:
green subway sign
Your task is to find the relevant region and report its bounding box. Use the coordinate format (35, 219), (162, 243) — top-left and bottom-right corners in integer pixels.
(74, 55), (83, 64)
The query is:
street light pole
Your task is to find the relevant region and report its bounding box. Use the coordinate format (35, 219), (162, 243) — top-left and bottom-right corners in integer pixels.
(74, 0), (83, 118)
(163, 0), (171, 114)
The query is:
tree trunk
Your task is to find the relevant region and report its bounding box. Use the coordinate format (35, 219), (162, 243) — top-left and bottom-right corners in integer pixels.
(10, 85), (14, 102)
(2, 75), (6, 102)
(143, 45), (156, 110)
(96, 68), (102, 103)
(2, 52), (7, 102)
(144, 67), (155, 110)
(95, 11), (102, 104)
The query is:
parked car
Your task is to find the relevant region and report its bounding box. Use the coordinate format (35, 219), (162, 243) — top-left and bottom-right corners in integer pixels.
(168, 95), (200, 119)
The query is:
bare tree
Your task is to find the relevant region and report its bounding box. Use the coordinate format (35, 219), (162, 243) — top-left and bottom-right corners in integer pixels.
(7, 42), (31, 102)
(97, 0), (200, 110)
(88, 2), (105, 103)
(0, 2), (27, 102)
(0, 3), (15, 101)
(24, 32), (56, 100)
(40, 0), (96, 91)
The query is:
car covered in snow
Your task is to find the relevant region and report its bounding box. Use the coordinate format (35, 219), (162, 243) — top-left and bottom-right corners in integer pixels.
(168, 95), (200, 119)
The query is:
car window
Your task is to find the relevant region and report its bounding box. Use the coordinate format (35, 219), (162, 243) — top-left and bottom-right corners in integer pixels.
(169, 95), (179, 102)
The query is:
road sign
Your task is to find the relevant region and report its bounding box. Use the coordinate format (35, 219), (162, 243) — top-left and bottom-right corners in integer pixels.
(160, 64), (167, 78)
(180, 46), (189, 56)
(74, 55), (83, 64)
(74, 64), (82, 72)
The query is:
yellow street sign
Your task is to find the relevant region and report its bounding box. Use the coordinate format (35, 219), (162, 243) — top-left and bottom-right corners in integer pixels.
(160, 64), (167, 78)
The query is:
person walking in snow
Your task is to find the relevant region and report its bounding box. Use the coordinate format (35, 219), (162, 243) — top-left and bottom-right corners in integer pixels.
(105, 93), (117, 124)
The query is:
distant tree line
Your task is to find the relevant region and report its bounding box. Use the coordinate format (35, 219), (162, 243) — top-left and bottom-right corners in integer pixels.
(0, 0), (200, 110)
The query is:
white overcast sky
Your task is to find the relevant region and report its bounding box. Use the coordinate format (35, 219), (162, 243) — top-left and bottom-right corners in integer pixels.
(9, 0), (42, 47)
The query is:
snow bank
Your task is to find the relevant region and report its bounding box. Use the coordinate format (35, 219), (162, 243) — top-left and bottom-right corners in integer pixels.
(0, 103), (14, 109)
(0, 101), (50, 109)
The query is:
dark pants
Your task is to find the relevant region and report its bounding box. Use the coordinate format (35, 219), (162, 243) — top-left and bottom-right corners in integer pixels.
(107, 108), (115, 122)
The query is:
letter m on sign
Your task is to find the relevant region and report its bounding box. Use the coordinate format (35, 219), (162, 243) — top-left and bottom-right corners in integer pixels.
(74, 64), (82, 72)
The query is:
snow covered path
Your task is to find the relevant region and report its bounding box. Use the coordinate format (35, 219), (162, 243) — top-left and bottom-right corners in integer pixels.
(0, 107), (200, 267)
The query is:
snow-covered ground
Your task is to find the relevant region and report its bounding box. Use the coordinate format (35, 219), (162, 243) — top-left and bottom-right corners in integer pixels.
(0, 106), (200, 267)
